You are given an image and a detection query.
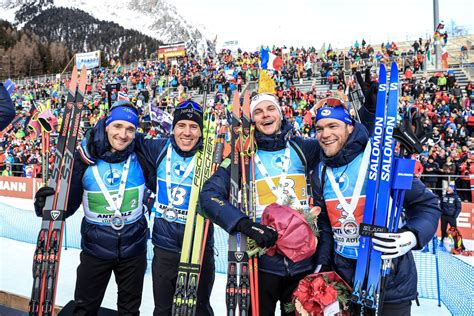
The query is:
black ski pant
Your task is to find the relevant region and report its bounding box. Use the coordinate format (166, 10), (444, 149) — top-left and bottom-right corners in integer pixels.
(73, 251), (147, 316)
(441, 215), (457, 239)
(152, 246), (215, 316)
(255, 270), (309, 316)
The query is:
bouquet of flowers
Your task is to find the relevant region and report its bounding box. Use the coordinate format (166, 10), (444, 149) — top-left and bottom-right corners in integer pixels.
(285, 272), (352, 316)
(259, 202), (319, 262)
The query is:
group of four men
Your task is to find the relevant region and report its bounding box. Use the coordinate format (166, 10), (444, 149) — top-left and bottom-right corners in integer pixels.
(29, 81), (440, 315)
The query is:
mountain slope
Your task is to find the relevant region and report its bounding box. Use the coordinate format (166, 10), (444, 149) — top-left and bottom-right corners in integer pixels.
(1, 0), (216, 56)
(23, 7), (162, 62)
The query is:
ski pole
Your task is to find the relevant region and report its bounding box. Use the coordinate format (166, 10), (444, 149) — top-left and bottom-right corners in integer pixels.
(433, 235), (441, 307)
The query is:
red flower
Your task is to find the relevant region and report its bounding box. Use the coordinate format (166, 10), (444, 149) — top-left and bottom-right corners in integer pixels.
(315, 283), (338, 307)
(294, 278), (312, 304)
(303, 299), (322, 315)
(292, 273), (349, 315)
(310, 276), (338, 308)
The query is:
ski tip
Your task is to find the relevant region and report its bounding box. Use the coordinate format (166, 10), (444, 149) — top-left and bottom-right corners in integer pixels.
(391, 61), (398, 71)
(378, 64), (386, 77)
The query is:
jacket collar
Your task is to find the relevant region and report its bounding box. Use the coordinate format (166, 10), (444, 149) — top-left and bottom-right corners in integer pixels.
(255, 118), (293, 151)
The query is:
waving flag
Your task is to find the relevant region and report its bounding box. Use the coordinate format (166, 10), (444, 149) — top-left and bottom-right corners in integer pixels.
(118, 91), (129, 101)
(149, 102), (172, 133)
(260, 47), (270, 69)
(260, 47), (283, 71)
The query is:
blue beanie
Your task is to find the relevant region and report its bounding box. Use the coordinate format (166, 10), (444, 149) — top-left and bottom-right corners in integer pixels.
(315, 105), (353, 125)
(106, 105), (139, 127)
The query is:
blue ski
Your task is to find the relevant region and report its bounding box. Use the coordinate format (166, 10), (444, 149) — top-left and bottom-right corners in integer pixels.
(351, 63), (387, 305)
(363, 61), (399, 310)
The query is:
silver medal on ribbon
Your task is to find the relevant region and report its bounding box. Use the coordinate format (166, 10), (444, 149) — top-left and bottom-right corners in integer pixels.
(163, 207), (178, 222)
(340, 218), (359, 239)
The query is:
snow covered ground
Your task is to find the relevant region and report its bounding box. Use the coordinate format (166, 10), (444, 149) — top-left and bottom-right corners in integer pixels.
(0, 238), (454, 315)
(0, 197), (456, 315)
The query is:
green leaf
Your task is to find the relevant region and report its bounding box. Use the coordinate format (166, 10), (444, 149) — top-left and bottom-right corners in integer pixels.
(283, 302), (296, 313)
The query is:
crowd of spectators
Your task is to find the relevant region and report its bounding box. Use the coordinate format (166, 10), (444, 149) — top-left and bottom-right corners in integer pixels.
(1, 38), (473, 201)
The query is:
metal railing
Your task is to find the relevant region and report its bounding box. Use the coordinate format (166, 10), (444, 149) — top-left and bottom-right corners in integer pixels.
(12, 74), (60, 87)
(419, 174), (472, 193)
(0, 162), (40, 177)
(0, 161), (471, 192)
(462, 63), (474, 80)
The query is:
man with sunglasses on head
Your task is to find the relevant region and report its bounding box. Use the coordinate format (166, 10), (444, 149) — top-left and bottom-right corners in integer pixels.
(34, 100), (148, 315)
(130, 100), (215, 316)
(310, 100), (440, 315)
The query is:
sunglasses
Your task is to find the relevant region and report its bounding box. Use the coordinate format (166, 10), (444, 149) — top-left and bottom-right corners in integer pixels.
(314, 97), (347, 110)
(176, 101), (203, 112)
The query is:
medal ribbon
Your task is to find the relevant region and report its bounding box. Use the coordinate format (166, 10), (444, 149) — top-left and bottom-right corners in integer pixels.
(165, 145), (196, 209)
(326, 143), (371, 220)
(254, 145), (301, 206)
(91, 155), (131, 216)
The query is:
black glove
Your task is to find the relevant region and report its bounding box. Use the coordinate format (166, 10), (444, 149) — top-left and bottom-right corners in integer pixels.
(142, 188), (155, 217)
(410, 109), (432, 144)
(34, 186), (55, 217)
(236, 218), (278, 248)
(355, 67), (378, 113)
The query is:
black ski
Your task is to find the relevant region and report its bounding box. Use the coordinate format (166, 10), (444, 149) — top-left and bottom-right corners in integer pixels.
(29, 65), (87, 316)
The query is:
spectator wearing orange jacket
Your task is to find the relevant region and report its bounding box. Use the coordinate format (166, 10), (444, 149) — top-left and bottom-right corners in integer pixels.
(414, 156), (424, 179)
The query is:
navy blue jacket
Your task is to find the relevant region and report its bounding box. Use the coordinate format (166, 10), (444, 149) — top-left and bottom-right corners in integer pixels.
(66, 119), (148, 260)
(133, 133), (215, 254)
(311, 122), (441, 304)
(0, 83), (16, 130)
(199, 119), (334, 277)
(441, 192), (462, 218)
